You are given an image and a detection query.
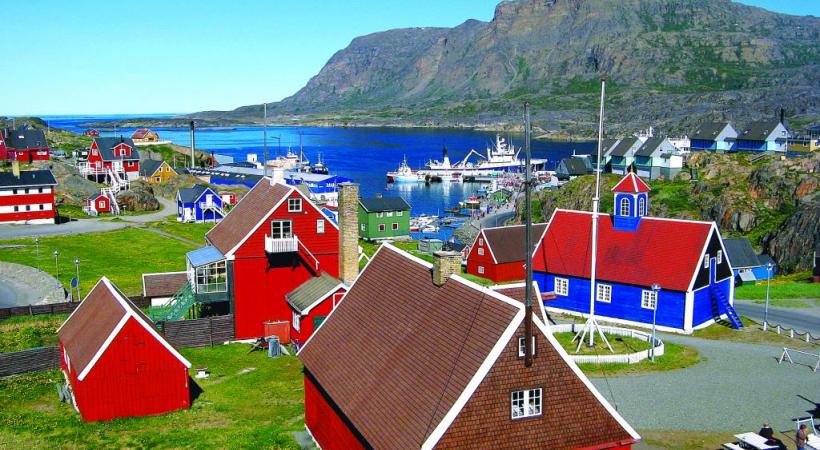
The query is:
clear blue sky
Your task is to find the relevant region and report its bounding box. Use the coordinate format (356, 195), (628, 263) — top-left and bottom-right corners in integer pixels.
(1, 0), (816, 116)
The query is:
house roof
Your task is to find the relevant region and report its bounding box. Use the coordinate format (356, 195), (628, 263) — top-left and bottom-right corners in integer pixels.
(131, 129), (155, 140)
(559, 157), (588, 176)
(533, 210), (714, 291)
(0, 170), (57, 188)
(634, 136), (666, 157)
(490, 282), (548, 324)
(480, 223), (548, 264)
(601, 138), (619, 156)
(299, 244), (638, 449)
(723, 238), (762, 269)
(139, 159), (173, 177)
(359, 196), (411, 213)
(286, 272), (343, 314)
(691, 122), (732, 140)
(612, 172), (651, 193)
(4, 127), (48, 149)
(177, 185), (213, 203)
(89, 193), (103, 201)
(739, 120), (785, 141)
(609, 137), (639, 157)
(93, 137), (140, 161)
(186, 246), (225, 267)
(57, 277), (191, 381)
(142, 271), (188, 298)
(205, 178), (293, 254)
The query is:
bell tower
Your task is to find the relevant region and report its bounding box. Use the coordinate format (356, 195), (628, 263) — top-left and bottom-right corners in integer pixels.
(611, 172), (650, 231)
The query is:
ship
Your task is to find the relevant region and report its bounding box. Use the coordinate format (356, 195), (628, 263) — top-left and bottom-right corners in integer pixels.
(418, 135), (547, 182)
(386, 156), (422, 183)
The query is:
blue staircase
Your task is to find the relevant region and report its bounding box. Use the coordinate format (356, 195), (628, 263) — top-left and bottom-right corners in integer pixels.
(711, 287), (744, 329)
(149, 282), (196, 323)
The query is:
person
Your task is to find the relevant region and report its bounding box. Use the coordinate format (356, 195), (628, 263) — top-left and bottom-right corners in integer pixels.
(759, 423), (787, 450)
(796, 424), (808, 450)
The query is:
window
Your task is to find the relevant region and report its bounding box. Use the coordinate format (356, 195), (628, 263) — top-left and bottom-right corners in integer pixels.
(396, 211), (403, 217)
(13, 206), (18, 212)
(392, 222), (399, 231)
(386, 211), (393, 217)
(703, 254), (710, 269)
(619, 197), (630, 216)
(12, 189), (17, 195)
(376, 212), (383, 218)
(479, 238), (484, 246)
(511, 388), (542, 419)
(717, 250), (722, 264)
(378, 224), (386, 232)
(194, 260), (228, 294)
(554, 277), (569, 296)
(478, 248), (485, 256)
(638, 197), (646, 216)
(293, 311), (301, 332)
(316, 219), (325, 234)
(38, 204), (44, 211)
(270, 220), (293, 239)
(517, 336), (536, 357)
(155, 177), (161, 182)
(641, 290), (657, 310)
(596, 284), (611, 303)
(478, 266), (485, 274)
(37, 188), (43, 193)
(288, 198), (302, 212)
(360, 224), (366, 231)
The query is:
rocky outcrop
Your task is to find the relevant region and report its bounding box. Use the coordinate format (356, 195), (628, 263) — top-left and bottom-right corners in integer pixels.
(116, 182), (160, 212)
(764, 201), (820, 272)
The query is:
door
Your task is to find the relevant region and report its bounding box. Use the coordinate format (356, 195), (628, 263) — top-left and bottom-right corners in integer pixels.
(709, 257), (717, 286)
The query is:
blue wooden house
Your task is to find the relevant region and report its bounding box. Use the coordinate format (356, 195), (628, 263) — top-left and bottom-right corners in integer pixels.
(532, 173), (739, 333)
(176, 185), (225, 223)
(723, 237), (775, 283)
(608, 137), (643, 174)
(689, 122), (737, 152)
(736, 120), (790, 152)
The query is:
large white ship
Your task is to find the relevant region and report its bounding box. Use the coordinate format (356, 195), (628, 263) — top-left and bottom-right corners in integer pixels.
(417, 135), (547, 182)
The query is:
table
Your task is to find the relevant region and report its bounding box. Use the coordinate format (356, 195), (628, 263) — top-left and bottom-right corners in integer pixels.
(734, 432), (778, 450)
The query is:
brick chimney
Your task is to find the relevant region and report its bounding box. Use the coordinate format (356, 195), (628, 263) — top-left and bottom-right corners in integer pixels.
(338, 182), (360, 285)
(432, 251), (461, 286)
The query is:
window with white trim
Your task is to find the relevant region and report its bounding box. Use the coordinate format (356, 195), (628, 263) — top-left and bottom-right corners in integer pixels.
(511, 388), (542, 419)
(360, 224), (366, 231)
(376, 212), (383, 218)
(391, 222), (398, 230)
(619, 197), (630, 216)
(703, 253), (710, 269)
(378, 224), (385, 232)
(596, 284), (611, 303)
(517, 336), (536, 357)
(316, 219), (325, 234)
(477, 266), (484, 274)
(293, 311), (301, 332)
(396, 211), (403, 217)
(641, 290), (657, 310)
(716, 250), (722, 264)
(554, 277), (569, 296)
(479, 238), (484, 246)
(270, 220), (293, 239)
(386, 211), (393, 217)
(288, 198), (302, 212)
(638, 197), (646, 216)
(478, 248), (485, 256)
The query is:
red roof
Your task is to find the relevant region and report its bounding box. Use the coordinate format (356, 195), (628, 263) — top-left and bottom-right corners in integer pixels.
(533, 210), (713, 291)
(611, 172), (650, 193)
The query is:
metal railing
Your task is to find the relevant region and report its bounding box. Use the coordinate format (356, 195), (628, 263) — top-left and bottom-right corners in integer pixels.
(265, 235), (299, 253)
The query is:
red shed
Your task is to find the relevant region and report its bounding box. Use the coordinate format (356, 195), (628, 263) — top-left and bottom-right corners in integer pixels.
(85, 194), (111, 215)
(57, 277), (191, 422)
(286, 272), (346, 346)
(466, 223), (547, 282)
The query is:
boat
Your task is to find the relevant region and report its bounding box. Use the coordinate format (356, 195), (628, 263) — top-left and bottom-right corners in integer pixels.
(311, 153), (329, 175)
(387, 156), (422, 183)
(418, 135), (547, 181)
(421, 225), (440, 233)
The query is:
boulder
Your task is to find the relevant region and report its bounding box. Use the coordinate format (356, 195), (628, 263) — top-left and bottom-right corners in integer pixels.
(116, 185), (159, 212)
(764, 201), (820, 273)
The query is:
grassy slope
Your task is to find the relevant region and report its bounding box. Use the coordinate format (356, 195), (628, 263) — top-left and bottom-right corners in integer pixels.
(734, 271), (820, 303)
(0, 345), (304, 449)
(147, 216), (214, 245)
(0, 228), (194, 296)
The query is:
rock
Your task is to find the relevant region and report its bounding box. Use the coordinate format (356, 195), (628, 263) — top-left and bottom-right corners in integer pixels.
(764, 201), (820, 272)
(116, 184), (159, 212)
(675, 171), (691, 182)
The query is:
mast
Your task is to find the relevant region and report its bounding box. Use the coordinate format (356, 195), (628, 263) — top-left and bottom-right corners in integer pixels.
(524, 102), (534, 368)
(263, 103), (268, 177)
(189, 121), (196, 167)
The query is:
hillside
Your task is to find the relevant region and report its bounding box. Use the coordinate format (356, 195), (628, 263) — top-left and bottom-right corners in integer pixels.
(194, 0), (820, 135)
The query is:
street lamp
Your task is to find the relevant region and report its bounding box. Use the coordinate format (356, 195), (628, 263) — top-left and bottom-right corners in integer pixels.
(53, 250), (59, 278)
(34, 236), (40, 270)
(650, 283), (661, 363)
(74, 257), (81, 301)
(763, 262), (774, 331)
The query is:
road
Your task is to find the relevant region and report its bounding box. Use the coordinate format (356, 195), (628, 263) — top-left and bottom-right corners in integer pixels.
(0, 197), (177, 240)
(734, 300), (820, 335)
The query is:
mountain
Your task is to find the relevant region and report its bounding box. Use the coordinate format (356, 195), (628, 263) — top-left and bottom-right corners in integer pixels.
(194, 0), (820, 135)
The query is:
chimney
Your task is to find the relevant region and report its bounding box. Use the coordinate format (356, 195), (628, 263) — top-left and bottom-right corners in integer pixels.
(270, 167), (285, 185)
(338, 182), (360, 285)
(11, 159), (20, 178)
(779, 107), (785, 125)
(432, 251), (461, 286)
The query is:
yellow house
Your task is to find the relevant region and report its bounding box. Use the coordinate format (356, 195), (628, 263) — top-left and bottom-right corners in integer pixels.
(139, 159), (177, 183)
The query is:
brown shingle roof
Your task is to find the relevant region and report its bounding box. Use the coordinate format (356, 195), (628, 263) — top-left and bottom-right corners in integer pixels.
(142, 272), (188, 298)
(481, 224), (547, 264)
(299, 245), (521, 449)
(206, 179), (292, 254)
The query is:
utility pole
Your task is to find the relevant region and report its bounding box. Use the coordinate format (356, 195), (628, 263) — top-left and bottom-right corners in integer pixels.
(189, 121), (196, 167)
(524, 102), (534, 368)
(263, 103), (268, 177)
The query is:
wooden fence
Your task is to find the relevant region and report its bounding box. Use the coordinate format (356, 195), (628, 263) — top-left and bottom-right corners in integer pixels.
(0, 346), (61, 377)
(0, 296), (150, 320)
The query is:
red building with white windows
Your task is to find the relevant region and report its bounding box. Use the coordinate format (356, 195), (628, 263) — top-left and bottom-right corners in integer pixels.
(85, 194), (111, 215)
(1, 127), (50, 161)
(286, 273), (347, 346)
(83, 137), (141, 181)
(0, 168), (57, 224)
(466, 223), (547, 282)
(57, 277), (191, 422)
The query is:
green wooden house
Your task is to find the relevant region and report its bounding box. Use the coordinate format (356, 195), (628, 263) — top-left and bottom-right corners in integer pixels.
(358, 196), (411, 241)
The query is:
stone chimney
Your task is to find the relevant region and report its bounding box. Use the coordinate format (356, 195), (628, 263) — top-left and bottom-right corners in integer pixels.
(432, 251), (461, 286)
(338, 182), (360, 285)
(270, 167), (285, 185)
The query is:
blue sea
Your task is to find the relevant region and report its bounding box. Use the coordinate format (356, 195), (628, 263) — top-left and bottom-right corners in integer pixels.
(43, 115), (595, 218)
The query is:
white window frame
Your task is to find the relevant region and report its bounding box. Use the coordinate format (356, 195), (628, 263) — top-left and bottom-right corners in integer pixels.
(641, 290), (657, 310)
(391, 222), (399, 231)
(619, 197), (630, 216)
(478, 248), (485, 256)
(716, 250), (722, 264)
(386, 211), (393, 217)
(703, 254), (710, 269)
(596, 284), (611, 303)
(288, 198), (303, 212)
(270, 220), (293, 239)
(479, 238), (484, 246)
(517, 336), (536, 357)
(554, 277), (569, 296)
(378, 224), (385, 232)
(316, 219), (325, 234)
(511, 388), (542, 419)
(396, 211), (403, 217)
(293, 311), (301, 332)
(376, 212), (383, 218)
(638, 197), (646, 216)
(360, 224), (366, 231)
(477, 266), (484, 274)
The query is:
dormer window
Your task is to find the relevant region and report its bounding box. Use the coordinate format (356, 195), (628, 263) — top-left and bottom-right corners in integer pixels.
(288, 198), (302, 212)
(511, 388), (542, 419)
(619, 197), (630, 216)
(638, 197), (646, 216)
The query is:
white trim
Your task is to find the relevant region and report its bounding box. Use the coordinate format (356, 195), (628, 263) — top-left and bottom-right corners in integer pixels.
(221, 183), (294, 257)
(530, 209), (557, 262)
(534, 317), (641, 441)
(684, 290), (694, 332)
(304, 425), (323, 450)
(299, 283), (346, 316)
(77, 313), (129, 381)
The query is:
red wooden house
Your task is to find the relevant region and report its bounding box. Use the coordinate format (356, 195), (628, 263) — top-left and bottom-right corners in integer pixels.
(299, 245), (640, 450)
(0, 130), (6, 159)
(286, 272), (346, 346)
(85, 194), (111, 215)
(84, 137), (141, 181)
(0, 167), (57, 224)
(57, 277), (192, 422)
(466, 223), (547, 282)
(2, 126), (50, 161)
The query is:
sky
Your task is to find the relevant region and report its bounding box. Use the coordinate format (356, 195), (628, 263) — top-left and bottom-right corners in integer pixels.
(1, 0), (816, 116)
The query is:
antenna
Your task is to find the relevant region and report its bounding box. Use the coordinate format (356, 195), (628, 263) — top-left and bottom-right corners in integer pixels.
(189, 121), (196, 168)
(572, 75), (614, 353)
(524, 102), (534, 368)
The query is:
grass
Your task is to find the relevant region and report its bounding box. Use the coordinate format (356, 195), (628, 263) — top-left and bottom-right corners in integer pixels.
(694, 316), (818, 352)
(0, 314), (68, 353)
(734, 272), (820, 304)
(636, 429), (737, 450)
(0, 228), (195, 296)
(147, 216), (214, 245)
(0, 344), (305, 449)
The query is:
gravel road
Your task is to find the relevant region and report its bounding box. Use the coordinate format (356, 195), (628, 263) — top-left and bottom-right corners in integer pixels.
(734, 300), (820, 335)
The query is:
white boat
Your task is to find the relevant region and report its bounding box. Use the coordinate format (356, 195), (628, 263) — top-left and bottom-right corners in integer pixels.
(387, 156), (422, 183)
(419, 135), (547, 181)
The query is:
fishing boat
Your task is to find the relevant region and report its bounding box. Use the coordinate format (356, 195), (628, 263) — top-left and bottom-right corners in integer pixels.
(311, 153), (329, 175)
(387, 156), (422, 183)
(418, 135), (547, 181)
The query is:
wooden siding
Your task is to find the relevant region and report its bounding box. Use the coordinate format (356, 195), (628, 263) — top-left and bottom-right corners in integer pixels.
(0, 297), (150, 320)
(0, 346), (60, 377)
(304, 372), (367, 450)
(161, 315), (235, 348)
(290, 290), (345, 345)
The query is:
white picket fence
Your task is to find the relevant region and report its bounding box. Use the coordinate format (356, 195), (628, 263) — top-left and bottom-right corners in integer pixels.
(552, 323), (664, 365)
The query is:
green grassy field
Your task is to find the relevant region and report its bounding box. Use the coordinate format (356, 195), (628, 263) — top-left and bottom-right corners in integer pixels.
(0, 314), (68, 353)
(0, 344), (304, 449)
(0, 228), (194, 296)
(147, 216), (214, 245)
(734, 272), (820, 305)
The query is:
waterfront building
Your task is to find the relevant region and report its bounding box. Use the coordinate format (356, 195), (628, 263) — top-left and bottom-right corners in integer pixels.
(689, 121), (738, 152)
(299, 245), (640, 450)
(0, 166), (57, 224)
(533, 173), (739, 333)
(139, 159), (177, 184)
(357, 195), (411, 241)
(176, 185), (225, 223)
(131, 128), (160, 144)
(633, 136), (683, 180)
(0, 126), (50, 161)
(466, 223), (547, 282)
(286, 272), (347, 346)
(723, 237), (776, 283)
(736, 120), (790, 152)
(555, 156), (591, 180)
(82, 137), (141, 181)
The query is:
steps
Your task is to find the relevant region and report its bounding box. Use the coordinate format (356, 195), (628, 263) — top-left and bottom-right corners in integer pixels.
(711, 287), (744, 329)
(100, 187), (120, 215)
(149, 282), (197, 323)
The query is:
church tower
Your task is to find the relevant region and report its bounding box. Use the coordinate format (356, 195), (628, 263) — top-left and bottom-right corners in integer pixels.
(611, 172), (650, 231)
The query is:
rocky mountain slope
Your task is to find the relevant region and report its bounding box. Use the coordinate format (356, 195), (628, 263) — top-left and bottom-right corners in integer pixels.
(195, 0), (819, 135)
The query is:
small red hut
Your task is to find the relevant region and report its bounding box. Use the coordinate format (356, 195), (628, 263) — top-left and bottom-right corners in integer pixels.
(85, 194), (111, 215)
(286, 273), (346, 346)
(466, 223), (547, 282)
(57, 277), (191, 422)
